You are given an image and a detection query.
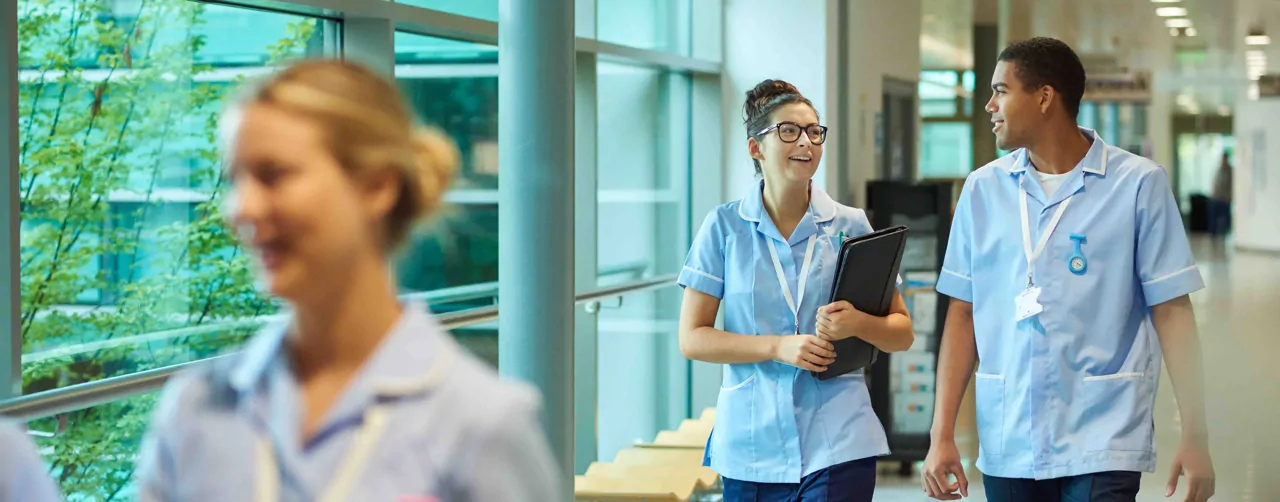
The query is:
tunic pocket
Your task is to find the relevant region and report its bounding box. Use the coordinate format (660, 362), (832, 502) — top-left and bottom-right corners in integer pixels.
(1081, 372), (1154, 452)
(974, 373), (1005, 456)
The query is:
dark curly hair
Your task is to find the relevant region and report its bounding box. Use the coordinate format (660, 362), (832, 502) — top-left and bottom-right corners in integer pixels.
(743, 79), (816, 175)
(998, 37), (1087, 119)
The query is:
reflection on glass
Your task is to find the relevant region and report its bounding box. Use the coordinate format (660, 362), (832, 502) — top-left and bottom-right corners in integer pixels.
(596, 0), (692, 54)
(393, 32), (499, 308)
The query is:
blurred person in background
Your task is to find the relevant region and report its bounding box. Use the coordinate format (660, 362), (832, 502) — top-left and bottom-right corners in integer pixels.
(0, 421), (62, 501)
(1209, 152), (1233, 238)
(923, 37), (1214, 502)
(678, 79), (914, 502)
(135, 59), (560, 502)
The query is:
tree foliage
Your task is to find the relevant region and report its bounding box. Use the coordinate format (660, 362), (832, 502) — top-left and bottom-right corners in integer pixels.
(17, 0), (320, 498)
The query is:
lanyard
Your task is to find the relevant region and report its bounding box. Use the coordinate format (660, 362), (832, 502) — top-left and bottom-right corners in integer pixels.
(1019, 188), (1073, 287)
(253, 343), (452, 502)
(767, 235), (818, 334)
(255, 406), (392, 502)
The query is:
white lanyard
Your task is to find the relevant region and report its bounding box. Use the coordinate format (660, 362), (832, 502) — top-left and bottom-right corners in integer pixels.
(255, 406), (392, 502)
(1019, 188), (1073, 287)
(253, 344), (452, 502)
(767, 235), (818, 334)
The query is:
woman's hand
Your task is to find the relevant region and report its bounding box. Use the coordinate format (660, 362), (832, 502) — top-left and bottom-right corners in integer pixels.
(772, 335), (837, 372)
(815, 301), (871, 341)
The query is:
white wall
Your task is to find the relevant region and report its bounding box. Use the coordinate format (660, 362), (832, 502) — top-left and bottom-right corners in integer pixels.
(841, 0), (922, 207)
(722, 0), (830, 200)
(721, 0), (921, 207)
(1232, 100), (1280, 252)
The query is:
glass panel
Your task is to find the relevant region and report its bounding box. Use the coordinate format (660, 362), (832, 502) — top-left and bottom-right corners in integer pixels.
(595, 61), (692, 461)
(393, 32), (499, 314)
(393, 0), (498, 21)
(30, 392), (159, 500)
(596, 0), (692, 55)
(18, 0), (336, 392)
(595, 285), (687, 461)
(919, 122), (973, 179)
(920, 70), (959, 118)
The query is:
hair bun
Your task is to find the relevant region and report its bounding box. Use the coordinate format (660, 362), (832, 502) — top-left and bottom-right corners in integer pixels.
(406, 127), (460, 220)
(743, 79), (801, 123)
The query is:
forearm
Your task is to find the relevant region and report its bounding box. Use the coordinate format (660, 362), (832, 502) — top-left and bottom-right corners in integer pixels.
(1151, 295), (1209, 444)
(854, 313), (914, 352)
(930, 300), (977, 441)
(679, 326), (779, 365)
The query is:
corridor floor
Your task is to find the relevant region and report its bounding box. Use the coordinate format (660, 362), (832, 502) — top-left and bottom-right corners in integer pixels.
(873, 236), (1280, 501)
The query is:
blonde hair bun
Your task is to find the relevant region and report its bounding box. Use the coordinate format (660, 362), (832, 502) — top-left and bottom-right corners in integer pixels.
(407, 126), (460, 222)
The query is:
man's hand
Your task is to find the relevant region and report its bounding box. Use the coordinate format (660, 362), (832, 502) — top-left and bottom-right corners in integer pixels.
(1166, 441), (1215, 501)
(815, 301), (869, 341)
(772, 335), (836, 372)
(922, 438), (969, 500)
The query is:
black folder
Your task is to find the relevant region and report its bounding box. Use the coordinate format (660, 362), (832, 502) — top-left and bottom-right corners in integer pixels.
(815, 225), (909, 380)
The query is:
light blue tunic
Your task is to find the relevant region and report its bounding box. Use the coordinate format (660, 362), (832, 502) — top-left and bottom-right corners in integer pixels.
(135, 303), (561, 501)
(936, 128), (1204, 479)
(679, 181), (891, 484)
(0, 421), (62, 501)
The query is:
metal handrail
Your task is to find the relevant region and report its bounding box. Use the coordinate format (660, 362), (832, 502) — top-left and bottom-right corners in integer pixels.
(20, 260), (651, 365)
(0, 274), (676, 421)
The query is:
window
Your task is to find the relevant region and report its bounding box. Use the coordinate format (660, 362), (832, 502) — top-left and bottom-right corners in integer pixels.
(595, 0), (693, 54)
(393, 0), (497, 21)
(17, 0), (337, 497)
(393, 31), (500, 363)
(594, 60), (692, 461)
(919, 122), (972, 179)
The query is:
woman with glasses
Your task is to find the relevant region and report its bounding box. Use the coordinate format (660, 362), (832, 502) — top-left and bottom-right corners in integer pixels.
(676, 79), (914, 501)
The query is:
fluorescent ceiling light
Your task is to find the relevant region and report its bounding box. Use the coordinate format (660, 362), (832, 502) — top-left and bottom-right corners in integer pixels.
(1157, 7), (1188, 16)
(1186, 27), (1197, 37)
(1165, 18), (1193, 28)
(1246, 35), (1272, 45)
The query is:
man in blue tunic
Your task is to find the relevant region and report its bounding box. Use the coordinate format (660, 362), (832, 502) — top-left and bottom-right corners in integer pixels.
(922, 37), (1216, 502)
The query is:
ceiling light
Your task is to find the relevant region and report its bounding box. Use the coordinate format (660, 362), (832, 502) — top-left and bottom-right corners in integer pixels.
(1165, 18), (1193, 28)
(1186, 27), (1197, 37)
(1157, 7), (1188, 16)
(1151, 0), (1181, 3)
(1170, 28), (1180, 36)
(1246, 35), (1272, 46)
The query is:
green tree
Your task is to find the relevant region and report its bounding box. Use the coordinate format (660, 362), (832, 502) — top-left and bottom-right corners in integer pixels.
(16, 0), (321, 498)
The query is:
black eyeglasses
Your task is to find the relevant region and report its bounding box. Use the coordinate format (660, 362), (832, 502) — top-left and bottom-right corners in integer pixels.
(756, 122), (828, 145)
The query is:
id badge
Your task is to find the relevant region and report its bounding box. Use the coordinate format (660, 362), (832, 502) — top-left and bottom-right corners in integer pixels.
(1015, 286), (1043, 322)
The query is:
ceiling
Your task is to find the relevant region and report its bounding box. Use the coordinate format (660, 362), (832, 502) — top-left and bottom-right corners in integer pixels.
(919, 0), (1260, 113)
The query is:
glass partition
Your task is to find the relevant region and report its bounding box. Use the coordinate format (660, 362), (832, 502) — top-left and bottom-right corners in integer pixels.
(18, 0), (337, 393)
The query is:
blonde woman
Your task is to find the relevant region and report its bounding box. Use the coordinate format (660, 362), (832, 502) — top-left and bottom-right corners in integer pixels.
(136, 59), (560, 501)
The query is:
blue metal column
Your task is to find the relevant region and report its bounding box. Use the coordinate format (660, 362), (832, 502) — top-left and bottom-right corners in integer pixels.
(498, 0), (575, 489)
(1, 0), (20, 400)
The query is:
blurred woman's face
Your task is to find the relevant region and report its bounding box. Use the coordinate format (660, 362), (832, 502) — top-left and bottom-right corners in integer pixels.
(224, 104), (384, 302)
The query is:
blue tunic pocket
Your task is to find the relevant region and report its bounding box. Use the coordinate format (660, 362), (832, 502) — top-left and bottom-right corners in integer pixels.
(1081, 372), (1154, 452)
(974, 373), (1005, 456)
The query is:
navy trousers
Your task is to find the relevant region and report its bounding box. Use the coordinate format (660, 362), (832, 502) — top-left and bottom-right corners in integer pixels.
(983, 471), (1142, 502)
(721, 457), (877, 502)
